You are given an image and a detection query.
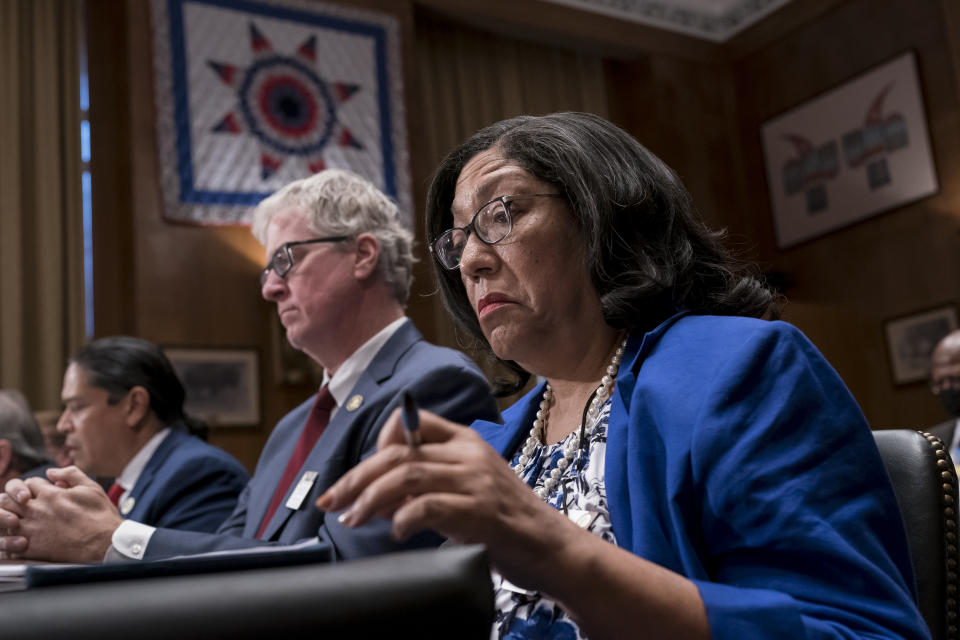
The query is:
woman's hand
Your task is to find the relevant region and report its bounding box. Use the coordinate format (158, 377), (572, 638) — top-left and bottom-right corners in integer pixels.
(317, 408), (581, 589)
(319, 409), (708, 640)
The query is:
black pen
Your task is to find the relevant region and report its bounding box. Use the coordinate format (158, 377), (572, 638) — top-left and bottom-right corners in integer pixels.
(401, 391), (422, 447)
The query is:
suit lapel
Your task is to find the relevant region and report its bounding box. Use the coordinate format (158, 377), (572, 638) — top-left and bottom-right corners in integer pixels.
(124, 429), (183, 521)
(259, 377), (370, 540)
(257, 323), (422, 541)
(364, 320), (421, 384)
(245, 400), (312, 538)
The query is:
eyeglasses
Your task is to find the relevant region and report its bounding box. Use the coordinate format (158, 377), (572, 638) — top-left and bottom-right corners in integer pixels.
(430, 193), (563, 270)
(260, 237), (349, 286)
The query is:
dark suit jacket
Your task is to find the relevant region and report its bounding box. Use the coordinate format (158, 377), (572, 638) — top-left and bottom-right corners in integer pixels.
(927, 419), (956, 450)
(123, 427), (250, 532)
(144, 321), (499, 560)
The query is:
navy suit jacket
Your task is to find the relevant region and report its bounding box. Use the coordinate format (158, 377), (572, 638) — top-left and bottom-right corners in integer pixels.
(928, 419), (956, 449)
(145, 321), (499, 560)
(124, 427), (250, 532)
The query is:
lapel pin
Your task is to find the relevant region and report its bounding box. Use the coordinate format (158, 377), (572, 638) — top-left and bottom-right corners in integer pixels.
(120, 496), (136, 515)
(346, 394), (363, 411)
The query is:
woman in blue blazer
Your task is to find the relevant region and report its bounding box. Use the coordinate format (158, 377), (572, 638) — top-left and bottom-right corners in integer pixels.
(323, 113), (929, 640)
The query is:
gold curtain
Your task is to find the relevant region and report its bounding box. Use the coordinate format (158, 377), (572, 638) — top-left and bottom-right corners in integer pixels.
(413, 11), (610, 352)
(0, 0), (85, 410)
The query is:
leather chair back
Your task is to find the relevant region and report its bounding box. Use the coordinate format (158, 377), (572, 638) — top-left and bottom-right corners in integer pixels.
(874, 429), (959, 640)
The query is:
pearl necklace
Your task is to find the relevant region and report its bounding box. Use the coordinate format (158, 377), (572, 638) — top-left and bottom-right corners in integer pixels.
(513, 338), (628, 498)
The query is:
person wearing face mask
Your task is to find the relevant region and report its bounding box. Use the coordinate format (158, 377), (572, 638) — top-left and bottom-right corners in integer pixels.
(928, 330), (960, 462)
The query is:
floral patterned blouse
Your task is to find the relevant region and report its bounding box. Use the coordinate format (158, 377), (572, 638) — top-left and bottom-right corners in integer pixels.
(492, 397), (616, 640)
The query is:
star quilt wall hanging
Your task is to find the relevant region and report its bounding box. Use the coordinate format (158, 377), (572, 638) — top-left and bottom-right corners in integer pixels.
(151, 0), (411, 226)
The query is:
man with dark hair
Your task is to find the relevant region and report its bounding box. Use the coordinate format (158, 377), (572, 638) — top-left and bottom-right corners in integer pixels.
(7, 339), (250, 534)
(0, 391), (49, 487)
(0, 169), (499, 564)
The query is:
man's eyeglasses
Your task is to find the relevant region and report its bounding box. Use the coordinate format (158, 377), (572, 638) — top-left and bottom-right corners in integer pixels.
(260, 237), (349, 286)
(430, 193), (564, 270)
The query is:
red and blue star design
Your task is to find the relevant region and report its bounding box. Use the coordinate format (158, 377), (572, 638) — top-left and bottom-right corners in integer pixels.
(208, 23), (363, 180)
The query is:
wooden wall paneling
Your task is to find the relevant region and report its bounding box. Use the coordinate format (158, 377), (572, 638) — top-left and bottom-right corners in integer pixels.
(938, 0), (960, 226)
(411, 12), (472, 351)
(414, 19), (464, 174)
(327, 1), (443, 346)
(731, 0), (960, 428)
(945, 0), (960, 108)
(607, 55), (747, 240)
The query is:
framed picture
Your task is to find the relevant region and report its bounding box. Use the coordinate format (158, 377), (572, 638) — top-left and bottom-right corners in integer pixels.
(884, 305), (958, 385)
(164, 347), (260, 426)
(761, 50), (937, 248)
(269, 313), (322, 387)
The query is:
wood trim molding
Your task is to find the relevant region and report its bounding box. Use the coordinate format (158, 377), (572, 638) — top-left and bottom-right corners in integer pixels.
(413, 0), (722, 62)
(414, 0), (849, 63)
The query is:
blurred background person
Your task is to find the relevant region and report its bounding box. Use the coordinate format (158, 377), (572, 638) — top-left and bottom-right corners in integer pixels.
(21, 409), (74, 481)
(0, 391), (50, 487)
(34, 409), (72, 468)
(928, 329), (960, 463)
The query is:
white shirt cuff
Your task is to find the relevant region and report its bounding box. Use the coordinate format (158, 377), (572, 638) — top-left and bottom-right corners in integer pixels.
(109, 520), (156, 561)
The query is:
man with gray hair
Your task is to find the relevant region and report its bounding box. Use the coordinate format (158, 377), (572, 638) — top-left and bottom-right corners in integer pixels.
(0, 391), (50, 487)
(0, 169), (499, 563)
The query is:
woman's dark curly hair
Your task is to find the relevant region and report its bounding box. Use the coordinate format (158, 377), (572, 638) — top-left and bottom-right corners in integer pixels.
(71, 336), (209, 440)
(426, 112), (780, 395)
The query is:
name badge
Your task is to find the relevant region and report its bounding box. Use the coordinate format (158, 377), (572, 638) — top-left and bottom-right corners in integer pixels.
(285, 471), (318, 510)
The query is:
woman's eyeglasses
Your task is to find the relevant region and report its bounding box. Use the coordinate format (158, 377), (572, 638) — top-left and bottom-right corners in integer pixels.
(430, 194), (563, 270)
(260, 237), (348, 286)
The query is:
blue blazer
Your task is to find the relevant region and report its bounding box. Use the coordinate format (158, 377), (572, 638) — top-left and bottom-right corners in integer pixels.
(145, 321), (499, 560)
(124, 427), (250, 533)
(473, 313), (928, 640)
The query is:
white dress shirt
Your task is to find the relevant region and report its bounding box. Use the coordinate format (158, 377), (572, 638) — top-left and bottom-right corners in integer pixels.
(111, 428), (172, 507)
(109, 317), (409, 561)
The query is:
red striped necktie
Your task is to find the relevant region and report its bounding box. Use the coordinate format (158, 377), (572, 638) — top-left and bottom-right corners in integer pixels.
(256, 385), (336, 539)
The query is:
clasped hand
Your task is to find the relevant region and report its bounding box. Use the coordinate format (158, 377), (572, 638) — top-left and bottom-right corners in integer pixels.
(0, 466), (122, 563)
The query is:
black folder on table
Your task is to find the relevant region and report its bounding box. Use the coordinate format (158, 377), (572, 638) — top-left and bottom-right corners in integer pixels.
(0, 545), (493, 640)
(23, 542), (332, 588)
